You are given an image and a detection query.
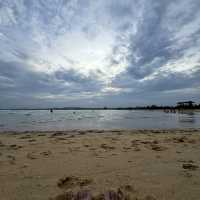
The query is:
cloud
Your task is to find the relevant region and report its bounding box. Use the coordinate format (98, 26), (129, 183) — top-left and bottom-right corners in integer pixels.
(0, 60), (103, 103)
(0, 0), (200, 107)
(114, 0), (200, 80)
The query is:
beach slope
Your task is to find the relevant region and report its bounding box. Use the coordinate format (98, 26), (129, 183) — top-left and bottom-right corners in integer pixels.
(0, 129), (200, 200)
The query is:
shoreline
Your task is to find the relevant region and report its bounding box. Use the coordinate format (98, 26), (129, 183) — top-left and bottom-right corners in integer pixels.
(1, 128), (200, 134)
(0, 129), (200, 199)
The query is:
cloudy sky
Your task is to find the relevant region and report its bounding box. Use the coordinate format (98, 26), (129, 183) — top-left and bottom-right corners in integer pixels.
(0, 0), (200, 108)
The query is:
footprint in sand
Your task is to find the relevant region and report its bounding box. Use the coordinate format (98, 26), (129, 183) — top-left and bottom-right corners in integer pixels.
(100, 144), (115, 151)
(78, 131), (87, 135)
(57, 176), (93, 189)
(134, 147), (141, 151)
(140, 140), (167, 151)
(28, 139), (37, 142)
(83, 144), (91, 148)
(40, 150), (52, 157)
(150, 144), (168, 151)
(51, 132), (67, 137)
(9, 144), (23, 150)
(27, 152), (37, 160)
(122, 185), (135, 193)
(52, 187), (156, 200)
(55, 137), (68, 141)
(182, 163), (199, 170)
(0, 140), (5, 147)
(122, 147), (132, 151)
(181, 171), (193, 178)
(178, 159), (194, 163)
(51, 190), (91, 200)
(19, 135), (32, 139)
(52, 189), (123, 200)
(7, 155), (16, 164)
(38, 134), (46, 136)
(144, 195), (157, 200)
(173, 136), (188, 143)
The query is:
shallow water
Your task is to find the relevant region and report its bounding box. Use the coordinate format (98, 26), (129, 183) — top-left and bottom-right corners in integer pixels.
(0, 110), (200, 132)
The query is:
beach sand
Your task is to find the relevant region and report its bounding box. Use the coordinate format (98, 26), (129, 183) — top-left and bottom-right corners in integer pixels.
(0, 129), (200, 200)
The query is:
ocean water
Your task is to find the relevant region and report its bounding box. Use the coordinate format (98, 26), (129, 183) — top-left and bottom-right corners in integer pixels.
(0, 110), (200, 132)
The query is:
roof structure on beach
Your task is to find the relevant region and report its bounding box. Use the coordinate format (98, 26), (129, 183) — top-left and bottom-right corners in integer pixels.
(177, 101), (195, 106)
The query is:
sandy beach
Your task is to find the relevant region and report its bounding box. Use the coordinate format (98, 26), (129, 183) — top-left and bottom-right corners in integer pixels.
(0, 129), (200, 200)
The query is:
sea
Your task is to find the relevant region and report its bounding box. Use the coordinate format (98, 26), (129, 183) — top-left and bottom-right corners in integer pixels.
(0, 109), (200, 132)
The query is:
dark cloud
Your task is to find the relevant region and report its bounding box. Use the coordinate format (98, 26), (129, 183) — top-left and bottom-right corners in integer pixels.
(112, 68), (200, 102)
(0, 61), (103, 100)
(142, 70), (200, 92)
(126, 1), (172, 79)
(54, 68), (103, 92)
(108, 1), (133, 19)
(110, 0), (200, 79)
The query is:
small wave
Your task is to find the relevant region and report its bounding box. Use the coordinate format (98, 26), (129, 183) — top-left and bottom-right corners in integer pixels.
(24, 113), (32, 116)
(84, 116), (94, 119)
(124, 117), (134, 119)
(8, 112), (16, 115)
(37, 121), (48, 124)
(141, 116), (151, 119)
(20, 121), (28, 124)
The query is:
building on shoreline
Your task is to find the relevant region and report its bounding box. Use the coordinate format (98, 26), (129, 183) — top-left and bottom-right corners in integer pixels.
(177, 101), (195, 108)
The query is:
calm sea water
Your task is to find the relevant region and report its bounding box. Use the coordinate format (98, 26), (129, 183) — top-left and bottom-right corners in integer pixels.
(0, 110), (200, 132)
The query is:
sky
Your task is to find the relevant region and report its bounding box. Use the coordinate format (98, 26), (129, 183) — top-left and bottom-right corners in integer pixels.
(0, 0), (200, 108)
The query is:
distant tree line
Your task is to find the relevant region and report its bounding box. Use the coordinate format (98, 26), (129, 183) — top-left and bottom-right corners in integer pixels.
(132, 101), (200, 110)
(1, 101), (200, 110)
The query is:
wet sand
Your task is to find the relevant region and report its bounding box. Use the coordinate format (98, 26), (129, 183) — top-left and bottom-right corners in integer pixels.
(0, 129), (200, 200)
